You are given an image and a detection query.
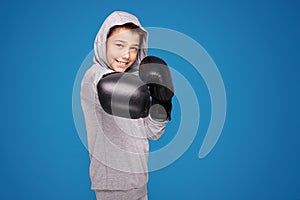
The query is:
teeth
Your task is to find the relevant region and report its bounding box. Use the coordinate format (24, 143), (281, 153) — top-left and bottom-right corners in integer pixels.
(116, 60), (128, 66)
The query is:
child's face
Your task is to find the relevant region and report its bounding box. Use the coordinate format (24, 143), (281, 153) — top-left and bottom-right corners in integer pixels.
(106, 28), (140, 72)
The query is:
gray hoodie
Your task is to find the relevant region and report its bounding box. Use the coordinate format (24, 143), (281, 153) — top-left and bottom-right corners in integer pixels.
(80, 11), (167, 198)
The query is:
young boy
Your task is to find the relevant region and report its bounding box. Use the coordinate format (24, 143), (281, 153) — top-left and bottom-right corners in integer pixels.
(80, 11), (173, 200)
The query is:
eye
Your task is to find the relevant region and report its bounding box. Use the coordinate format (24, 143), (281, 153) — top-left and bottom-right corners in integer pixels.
(115, 43), (124, 48)
(130, 47), (138, 52)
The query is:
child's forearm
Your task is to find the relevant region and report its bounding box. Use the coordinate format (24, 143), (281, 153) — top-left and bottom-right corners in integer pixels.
(144, 115), (168, 140)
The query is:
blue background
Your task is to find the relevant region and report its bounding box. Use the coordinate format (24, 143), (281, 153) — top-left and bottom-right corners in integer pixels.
(0, 0), (299, 199)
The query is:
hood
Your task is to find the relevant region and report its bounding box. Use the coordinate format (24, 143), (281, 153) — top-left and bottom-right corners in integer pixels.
(93, 11), (148, 72)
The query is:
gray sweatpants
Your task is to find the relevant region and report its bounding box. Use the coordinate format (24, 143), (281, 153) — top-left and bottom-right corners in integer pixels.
(95, 187), (148, 200)
(138, 195), (148, 200)
(95, 193), (147, 200)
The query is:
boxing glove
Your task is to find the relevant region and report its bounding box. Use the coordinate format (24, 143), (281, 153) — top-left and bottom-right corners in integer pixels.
(139, 56), (174, 121)
(97, 72), (150, 119)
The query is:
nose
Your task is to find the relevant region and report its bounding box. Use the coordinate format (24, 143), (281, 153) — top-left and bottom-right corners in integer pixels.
(121, 49), (130, 60)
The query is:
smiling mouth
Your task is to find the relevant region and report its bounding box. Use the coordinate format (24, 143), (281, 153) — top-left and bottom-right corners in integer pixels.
(116, 59), (129, 67)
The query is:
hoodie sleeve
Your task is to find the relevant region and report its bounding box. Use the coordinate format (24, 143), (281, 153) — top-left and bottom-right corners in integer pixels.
(80, 66), (104, 155)
(143, 115), (168, 140)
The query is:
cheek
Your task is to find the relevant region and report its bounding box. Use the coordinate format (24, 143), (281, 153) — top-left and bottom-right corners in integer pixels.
(130, 51), (138, 60)
(107, 48), (118, 61)
(106, 41), (119, 58)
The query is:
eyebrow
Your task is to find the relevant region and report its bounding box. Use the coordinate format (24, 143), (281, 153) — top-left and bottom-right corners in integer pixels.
(114, 40), (125, 43)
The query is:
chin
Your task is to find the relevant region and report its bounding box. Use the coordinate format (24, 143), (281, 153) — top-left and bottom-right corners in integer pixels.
(116, 69), (126, 73)
(113, 67), (127, 73)
(112, 64), (133, 72)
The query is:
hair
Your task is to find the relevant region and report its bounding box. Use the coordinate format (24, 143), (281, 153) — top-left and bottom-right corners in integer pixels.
(106, 22), (146, 43)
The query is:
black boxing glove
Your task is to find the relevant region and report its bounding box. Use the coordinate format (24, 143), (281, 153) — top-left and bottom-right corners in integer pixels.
(97, 72), (150, 119)
(139, 56), (174, 121)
